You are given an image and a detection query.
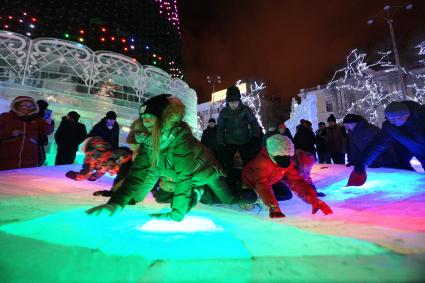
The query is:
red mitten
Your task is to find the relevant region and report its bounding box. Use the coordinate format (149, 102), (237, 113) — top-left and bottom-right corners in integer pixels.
(65, 171), (78, 180)
(312, 199), (333, 215)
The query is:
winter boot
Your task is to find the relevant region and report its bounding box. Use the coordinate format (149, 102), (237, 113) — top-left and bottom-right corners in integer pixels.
(269, 205), (285, 218)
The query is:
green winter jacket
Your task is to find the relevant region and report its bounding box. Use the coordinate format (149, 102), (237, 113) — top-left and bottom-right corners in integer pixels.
(108, 121), (223, 221)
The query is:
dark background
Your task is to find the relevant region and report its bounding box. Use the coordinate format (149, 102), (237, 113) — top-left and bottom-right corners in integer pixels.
(180, 0), (425, 106)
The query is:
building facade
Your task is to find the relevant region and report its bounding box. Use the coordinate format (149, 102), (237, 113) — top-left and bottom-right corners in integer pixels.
(286, 66), (425, 133)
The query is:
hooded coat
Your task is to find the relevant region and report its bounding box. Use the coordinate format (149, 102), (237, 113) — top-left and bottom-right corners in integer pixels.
(242, 147), (319, 209)
(363, 101), (425, 167)
(0, 96), (54, 170)
(108, 98), (227, 221)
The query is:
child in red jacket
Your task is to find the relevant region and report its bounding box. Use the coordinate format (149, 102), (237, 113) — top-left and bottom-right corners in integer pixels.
(65, 137), (132, 195)
(242, 134), (332, 218)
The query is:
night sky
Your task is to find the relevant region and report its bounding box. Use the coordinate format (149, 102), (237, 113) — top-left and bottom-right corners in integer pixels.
(180, 0), (425, 106)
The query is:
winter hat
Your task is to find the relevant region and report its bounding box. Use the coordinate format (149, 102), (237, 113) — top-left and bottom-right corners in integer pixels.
(208, 118), (216, 123)
(343, 114), (361, 124)
(384, 101), (410, 116)
(327, 114), (336, 123)
(226, 85), (241, 102)
(139, 94), (171, 118)
(10, 96), (39, 116)
(36, 100), (49, 111)
(67, 111), (80, 121)
(105, 111), (117, 120)
(266, 134), (295, 157)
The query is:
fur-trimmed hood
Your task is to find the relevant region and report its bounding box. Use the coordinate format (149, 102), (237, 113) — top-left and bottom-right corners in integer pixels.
(129, 96), (186, 141)
(10, 96), (39, 117)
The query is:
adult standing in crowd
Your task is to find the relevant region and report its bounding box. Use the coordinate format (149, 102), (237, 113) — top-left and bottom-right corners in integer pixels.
(315, 122), (331, 164)
(55, 111), (87, 165)
(294, 120), (316, 156)
(88, 111), (120, 149)
(201, 118), (218, 158)
(217, 85), (261, 173)
(326, 114), (347, 164)
(0, 96), (53, 170)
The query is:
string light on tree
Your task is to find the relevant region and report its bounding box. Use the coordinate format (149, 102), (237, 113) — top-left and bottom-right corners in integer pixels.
(327, 47), (425, 124)
(235, 80), (266, 131)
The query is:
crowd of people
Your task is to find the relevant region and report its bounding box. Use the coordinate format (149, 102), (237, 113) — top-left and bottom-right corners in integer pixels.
(1, 88), (424, 222)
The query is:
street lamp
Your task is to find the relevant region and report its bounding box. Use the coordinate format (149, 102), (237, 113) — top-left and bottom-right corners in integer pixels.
(368, 3), (413, 99)
(206, 75), (222, 118)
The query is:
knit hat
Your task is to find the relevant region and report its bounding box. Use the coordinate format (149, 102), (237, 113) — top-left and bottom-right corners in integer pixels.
(342, 114), (361, 124)
(139, 94), (171, 118)
(105, 111), (117, 120)
(208, 118), (216, 123)
(67, 111), (80, 121)
(327, 114), (336, 123)
(36, 100), (49, 111)
(384, 101), (410, 116)
(226, 85), (241, 102)
(266, 134), (295, 157)
(10, 96), (39, 116)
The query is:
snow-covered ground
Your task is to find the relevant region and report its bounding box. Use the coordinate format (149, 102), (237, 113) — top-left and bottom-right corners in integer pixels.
(0, 164), (424, 283)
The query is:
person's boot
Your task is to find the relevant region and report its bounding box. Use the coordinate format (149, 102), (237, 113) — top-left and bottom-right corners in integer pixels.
(269, 205), (285, 218)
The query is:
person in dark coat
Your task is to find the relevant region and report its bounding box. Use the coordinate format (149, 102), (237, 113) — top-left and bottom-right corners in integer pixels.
(217, 85), (262, 173)
(201, 118), (218, 158)
(0, 96), (54, 170)
(36, 99), (55, 166)
(315, 122), (331, 164)
(86, 94), (238, 222)
(294, 120), (316, 155)
(55, 111), (87, 165)
(326, 114), (347, 164)
(343, 114), (399, 168)
(242, 134), (332, 218)
(88, 111), (120, 149)
(355, 101), (425, 172)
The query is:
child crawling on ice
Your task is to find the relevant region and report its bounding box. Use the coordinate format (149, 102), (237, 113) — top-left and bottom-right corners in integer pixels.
(65, 136), (133, 196)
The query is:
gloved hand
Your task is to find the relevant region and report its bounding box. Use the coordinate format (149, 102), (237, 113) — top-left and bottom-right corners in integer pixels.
(312, 199), (333, 215)
(65, 171), (78, 180)
(86, 203), (122, 217)
(87, 173), (98, 181)
(149, 212), (173, 220)
(354, 164), (365, 174)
